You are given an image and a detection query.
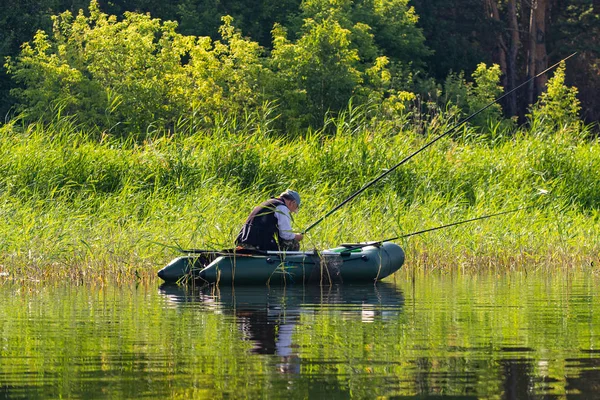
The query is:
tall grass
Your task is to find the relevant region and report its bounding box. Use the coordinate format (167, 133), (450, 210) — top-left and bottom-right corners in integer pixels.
(1, 112), (599, 283)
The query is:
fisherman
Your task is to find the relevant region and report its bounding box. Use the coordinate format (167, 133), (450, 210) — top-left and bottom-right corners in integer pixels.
(235, 189), (304, 251)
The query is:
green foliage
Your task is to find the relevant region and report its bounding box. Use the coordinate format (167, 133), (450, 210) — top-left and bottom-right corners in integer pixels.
(467, 63), (503, 121)
(300, 0), (431, 65)
(269, 18), (362, 127)
(0, 0), (598, 125)
(1, 113), (599, 275)
(443, 71), (468, 111)
(5, 1), (266, 136)
(466, 63), (512, 138)
(529, 61), (582, 131)
(438, 63), (510, 139)
(367, 0), (432, 65)
(266, 0), (429, 129)
(3, 0), (434, 133)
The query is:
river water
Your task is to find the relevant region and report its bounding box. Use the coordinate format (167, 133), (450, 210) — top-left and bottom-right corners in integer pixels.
(1, 272), (599, 399)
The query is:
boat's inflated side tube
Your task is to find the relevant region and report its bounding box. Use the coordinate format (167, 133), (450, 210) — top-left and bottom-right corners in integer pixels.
(157, 256), (205, 283)
(380, 241), (405, 277)
(332, 242), (405, 282)
(198, 254), (315, 285)
(158, 242), (405, 285)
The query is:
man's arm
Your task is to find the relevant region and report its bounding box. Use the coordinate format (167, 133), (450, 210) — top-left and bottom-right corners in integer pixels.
(274, 205), (297, 240)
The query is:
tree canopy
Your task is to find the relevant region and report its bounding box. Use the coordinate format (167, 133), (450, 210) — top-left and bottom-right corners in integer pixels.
(1, 0), (597, 132)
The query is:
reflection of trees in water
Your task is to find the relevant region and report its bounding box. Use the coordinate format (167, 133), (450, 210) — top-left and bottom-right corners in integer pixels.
(499, 355), (600, 399)
(411, 357), (479, 398)
(400, 353), (600, 398)
(566, 354), (600, 397)
(501, 359), (534, 400)
(156, 283), (600, 397)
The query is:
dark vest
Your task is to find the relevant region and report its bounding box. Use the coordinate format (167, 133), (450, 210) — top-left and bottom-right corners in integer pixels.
(235, 198), (286, 251)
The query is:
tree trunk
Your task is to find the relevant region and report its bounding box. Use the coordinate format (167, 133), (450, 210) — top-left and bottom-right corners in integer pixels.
(506, 0), (520, 117)
(486, 0), (508, 84)
(487, 0), (520, 117)
(533, 0), (548, 97)
(527, 0), (548, 103)
(527, 2), (537, 105)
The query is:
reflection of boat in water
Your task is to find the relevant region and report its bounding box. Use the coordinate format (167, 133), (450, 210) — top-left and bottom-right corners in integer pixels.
(158, 282), (404, 314)
(157, 242), (405, 285)
(158, 282), (404, 355)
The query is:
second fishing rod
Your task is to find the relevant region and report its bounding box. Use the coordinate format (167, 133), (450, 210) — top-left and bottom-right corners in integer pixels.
(302, 53), (577, 235)
(338, 205), (539, 252)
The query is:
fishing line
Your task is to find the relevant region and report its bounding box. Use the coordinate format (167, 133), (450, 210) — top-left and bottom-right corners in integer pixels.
(340, 205), (537, 252)
(302, 53), (577, 234)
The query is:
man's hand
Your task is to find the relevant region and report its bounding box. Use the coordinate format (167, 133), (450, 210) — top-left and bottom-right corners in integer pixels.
(295, 233), (304, 241)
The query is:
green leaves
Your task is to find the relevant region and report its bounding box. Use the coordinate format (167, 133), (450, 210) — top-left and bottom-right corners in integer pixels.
(5, 0), (585, 137)
(270, 17), (361, 126)
(6, 1), (266, 136)
(441, 63), (507, 138)
(5, 0), (435, 134)
(467, 63), (504, 128)
(529, 62), (581, 131)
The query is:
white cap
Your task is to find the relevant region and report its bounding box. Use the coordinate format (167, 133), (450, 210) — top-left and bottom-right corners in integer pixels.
(280, 189), (301, 207)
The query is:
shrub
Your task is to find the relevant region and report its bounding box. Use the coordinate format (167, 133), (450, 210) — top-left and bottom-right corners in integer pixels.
(528, 61), (581, 132)
(5, 1), (266, 136)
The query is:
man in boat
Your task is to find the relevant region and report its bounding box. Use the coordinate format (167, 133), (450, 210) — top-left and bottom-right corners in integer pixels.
(235, 189), (304, 252)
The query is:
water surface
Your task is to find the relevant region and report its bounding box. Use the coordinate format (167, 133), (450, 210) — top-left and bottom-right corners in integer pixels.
(1, 272), (599, 398)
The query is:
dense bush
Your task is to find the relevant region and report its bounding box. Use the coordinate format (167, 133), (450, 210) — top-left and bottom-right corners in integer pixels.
(528, 62), (582, 132)
(5, 3), (267, 135)
(5, 0), (430, 135)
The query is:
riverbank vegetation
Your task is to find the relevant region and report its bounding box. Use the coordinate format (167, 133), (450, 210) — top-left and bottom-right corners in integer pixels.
(1, 99), (599, 283)
(0, 1), (599, 283)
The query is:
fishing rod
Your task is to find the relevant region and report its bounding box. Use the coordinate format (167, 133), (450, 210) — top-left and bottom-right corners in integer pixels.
(177, 206), (531, 254)
(340, 205), (535, 252)
(302, 53), (577, 234)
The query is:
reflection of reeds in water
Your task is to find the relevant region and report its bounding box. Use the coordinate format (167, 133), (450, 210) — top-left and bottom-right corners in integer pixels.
(318, 254), (342, 285)
(1, 115), (599, 284)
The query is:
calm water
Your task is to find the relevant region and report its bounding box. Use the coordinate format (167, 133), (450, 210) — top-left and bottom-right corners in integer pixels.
(1, 273), (599, 399)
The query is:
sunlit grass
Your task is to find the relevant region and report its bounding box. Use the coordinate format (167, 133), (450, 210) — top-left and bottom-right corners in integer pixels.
(1, 113), (599, 283)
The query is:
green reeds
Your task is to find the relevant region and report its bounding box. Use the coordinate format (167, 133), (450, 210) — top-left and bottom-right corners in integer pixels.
(1, 113), (599, 283)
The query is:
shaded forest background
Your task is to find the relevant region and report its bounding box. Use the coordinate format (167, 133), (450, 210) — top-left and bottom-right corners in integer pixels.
(1, 0), (598, 132)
